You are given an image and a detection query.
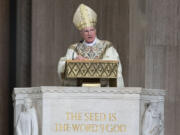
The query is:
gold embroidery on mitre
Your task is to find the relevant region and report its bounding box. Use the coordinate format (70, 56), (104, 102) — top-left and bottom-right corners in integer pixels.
(73, 4), (97, 30)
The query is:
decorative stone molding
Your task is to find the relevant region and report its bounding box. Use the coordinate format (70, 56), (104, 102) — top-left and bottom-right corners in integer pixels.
(13, 86), (166, 95)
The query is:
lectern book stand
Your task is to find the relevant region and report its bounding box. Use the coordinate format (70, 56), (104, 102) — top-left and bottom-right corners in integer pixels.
(65, 60), (118, 87)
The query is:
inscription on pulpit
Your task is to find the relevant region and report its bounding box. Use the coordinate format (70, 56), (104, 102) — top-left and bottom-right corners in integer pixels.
(55, 112), (127, 133)
(43, 97), (136, 135)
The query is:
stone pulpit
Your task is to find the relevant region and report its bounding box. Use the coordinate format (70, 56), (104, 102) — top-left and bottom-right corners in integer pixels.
(13, 87), (166, 135)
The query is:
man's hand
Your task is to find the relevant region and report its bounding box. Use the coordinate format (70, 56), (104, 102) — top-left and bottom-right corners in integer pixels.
(75, 55), (87, 60)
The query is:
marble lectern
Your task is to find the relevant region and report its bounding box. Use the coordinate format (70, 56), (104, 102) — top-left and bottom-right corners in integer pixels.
(13, 87), (166, 135)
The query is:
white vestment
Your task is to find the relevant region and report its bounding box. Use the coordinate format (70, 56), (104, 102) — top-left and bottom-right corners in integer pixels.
(16, 107), (38, 135)
(58, 38), (124, 87)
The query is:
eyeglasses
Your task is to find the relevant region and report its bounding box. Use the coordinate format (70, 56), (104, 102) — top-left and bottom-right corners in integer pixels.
(82, 28), (95, 34)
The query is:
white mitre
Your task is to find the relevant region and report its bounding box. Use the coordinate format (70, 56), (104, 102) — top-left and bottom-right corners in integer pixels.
(73, 4), (97, 30)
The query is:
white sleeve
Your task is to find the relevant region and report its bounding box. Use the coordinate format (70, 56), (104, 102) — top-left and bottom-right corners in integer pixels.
(103, 47), (124, 87)
(57, 48), (77, 76)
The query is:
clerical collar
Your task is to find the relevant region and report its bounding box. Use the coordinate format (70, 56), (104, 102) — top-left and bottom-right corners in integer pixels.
(83, 37), (97, 46)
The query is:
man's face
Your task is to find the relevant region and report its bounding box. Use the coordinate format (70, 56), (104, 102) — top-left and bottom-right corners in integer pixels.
(80, 27), (96, 43)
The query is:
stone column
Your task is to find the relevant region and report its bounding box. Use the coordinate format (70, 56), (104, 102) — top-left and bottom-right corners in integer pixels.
(0, 0), (9, 134)
(128, 0), (146, 87)
(16, 0), (32, 86)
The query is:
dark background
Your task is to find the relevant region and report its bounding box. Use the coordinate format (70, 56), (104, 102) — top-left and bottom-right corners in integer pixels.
(0, 0), (179, 134)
